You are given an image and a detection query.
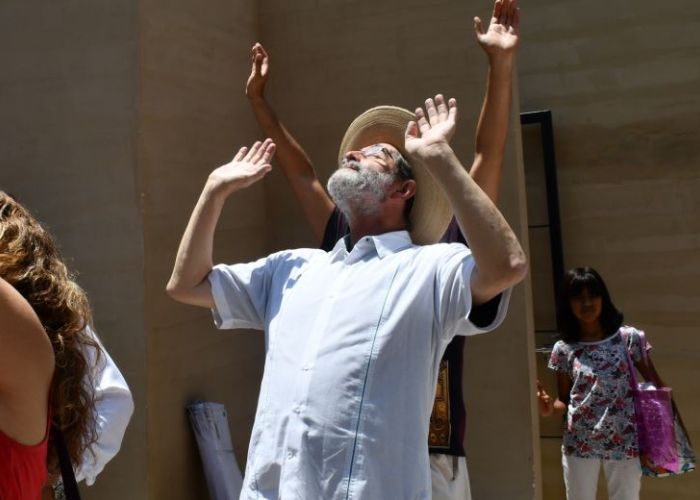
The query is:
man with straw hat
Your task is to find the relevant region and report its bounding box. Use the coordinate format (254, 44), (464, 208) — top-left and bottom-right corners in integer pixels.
(242, 0), (520, 497)
(167, 90), (526, 498)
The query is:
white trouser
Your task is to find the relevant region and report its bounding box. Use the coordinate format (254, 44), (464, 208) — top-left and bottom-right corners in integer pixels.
(430, 454), (471, 500)
(562, 454), (642, 500)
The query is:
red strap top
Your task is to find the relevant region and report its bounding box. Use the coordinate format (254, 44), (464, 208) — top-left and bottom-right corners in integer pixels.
(0, 414), (50, 500)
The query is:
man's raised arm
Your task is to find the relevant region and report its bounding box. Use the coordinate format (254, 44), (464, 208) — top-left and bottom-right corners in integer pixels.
(246, 43), (334, 241)
(166, 140), (276, 308)
(405, 96), (526, 305)
(469, 0), (520, 203)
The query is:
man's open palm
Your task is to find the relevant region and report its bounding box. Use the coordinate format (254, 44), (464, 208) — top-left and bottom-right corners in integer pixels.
(405, 95), (458, 159)
(209, 139), (275, 195)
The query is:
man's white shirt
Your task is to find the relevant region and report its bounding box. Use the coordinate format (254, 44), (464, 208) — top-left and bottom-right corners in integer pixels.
(209, 231), (511, 500)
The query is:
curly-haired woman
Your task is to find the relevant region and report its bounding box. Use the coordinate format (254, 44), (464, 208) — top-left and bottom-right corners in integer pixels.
(0, 191), (118, 498)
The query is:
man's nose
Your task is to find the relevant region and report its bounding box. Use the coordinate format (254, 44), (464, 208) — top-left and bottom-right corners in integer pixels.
(344, 150), (363, 162)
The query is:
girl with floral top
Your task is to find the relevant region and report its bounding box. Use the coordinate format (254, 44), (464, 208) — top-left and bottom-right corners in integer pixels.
(538, 267), (665, 500)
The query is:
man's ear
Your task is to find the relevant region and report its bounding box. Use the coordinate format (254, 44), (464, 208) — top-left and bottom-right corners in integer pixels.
(389, 180), (416, 200)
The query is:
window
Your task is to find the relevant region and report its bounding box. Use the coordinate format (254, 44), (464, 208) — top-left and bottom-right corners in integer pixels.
(520, 111), (563, 351)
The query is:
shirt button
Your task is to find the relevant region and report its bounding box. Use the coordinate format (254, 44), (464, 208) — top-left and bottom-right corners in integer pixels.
(294, 406), (301, 414)
(287, 450), (296, 459)
(302, 365), (311, 371)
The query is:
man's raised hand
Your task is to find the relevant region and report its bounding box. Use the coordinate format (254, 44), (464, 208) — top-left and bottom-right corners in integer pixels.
(474, 0), (520, 57)
(207, 139), (275, 196)
(246, 43), (270, 100)
(405, 95), (458, 160)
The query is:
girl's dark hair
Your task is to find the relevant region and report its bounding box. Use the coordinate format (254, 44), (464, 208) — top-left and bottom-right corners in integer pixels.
(556, 266), (624, 343)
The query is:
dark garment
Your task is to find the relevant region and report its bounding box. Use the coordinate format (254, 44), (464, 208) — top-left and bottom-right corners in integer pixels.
(319, 207), (350, 252)
(321, 209), (502, 457)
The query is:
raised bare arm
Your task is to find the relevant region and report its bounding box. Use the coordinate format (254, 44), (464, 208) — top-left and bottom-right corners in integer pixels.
(470, 0), (520, 203)
(166, 140), (276, 307)
(246, 43), (334, 241)
(405, 95), (526, 304)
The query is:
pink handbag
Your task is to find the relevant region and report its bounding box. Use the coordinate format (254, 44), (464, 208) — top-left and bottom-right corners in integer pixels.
(621, 328), (679, 474)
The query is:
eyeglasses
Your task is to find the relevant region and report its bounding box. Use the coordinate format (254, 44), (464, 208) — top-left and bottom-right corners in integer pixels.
(358, 144), (413, 181)
(359, 145), (395, 163)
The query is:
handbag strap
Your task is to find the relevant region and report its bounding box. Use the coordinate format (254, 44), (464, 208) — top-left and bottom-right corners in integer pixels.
(635, 328), (651, 365)
(620, 327), (640, 390)
(672, 399), (694, 446)
(53, 423), (82, 500)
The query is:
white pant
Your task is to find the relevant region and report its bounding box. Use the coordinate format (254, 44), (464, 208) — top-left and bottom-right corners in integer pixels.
(430, 454), (471, 500)
(562, 454), (641, 500)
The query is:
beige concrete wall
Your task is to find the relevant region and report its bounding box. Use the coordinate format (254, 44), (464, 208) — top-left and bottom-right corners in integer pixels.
(259, 1), (540, 498)
(0, 2), (147, 499)
(2, 1), (263, 497)
(463, 98), (541, 500)
(139, 0), (261, 498)
(519, 1), (700, 498)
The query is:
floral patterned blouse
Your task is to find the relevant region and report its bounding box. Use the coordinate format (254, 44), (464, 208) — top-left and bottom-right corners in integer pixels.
(548, 326), (649, 460)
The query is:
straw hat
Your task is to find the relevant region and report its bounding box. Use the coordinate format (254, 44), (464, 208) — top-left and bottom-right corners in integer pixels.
(338, 105), (452, 245)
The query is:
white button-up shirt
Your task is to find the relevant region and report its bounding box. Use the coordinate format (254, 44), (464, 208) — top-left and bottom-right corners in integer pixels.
(77, 326), (134, 485)
(209, 231), (510, 500)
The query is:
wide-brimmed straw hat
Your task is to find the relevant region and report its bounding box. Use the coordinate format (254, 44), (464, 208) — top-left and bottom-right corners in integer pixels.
(338, 105), (452, 245)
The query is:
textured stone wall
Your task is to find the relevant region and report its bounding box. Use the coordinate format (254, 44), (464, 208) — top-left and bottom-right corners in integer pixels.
(0, 2), (146, 499)
(139, 0), (260, 498)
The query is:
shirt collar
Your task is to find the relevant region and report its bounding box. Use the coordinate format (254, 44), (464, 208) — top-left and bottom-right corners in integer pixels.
(329, 230), (413, 261)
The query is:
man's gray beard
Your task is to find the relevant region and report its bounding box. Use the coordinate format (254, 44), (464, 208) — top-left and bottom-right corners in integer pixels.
(327, 163), (395, 218)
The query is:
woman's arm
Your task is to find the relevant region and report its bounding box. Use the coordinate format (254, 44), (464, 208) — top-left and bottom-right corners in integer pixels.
(0, 278), (54, 444)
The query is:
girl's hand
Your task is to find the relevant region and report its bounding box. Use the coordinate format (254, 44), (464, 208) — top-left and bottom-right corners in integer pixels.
(537, 380), (554, 417)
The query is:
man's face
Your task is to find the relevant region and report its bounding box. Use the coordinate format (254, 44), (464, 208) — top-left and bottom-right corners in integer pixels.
(340, 143), (402, 175)
(327, 143), (404, 217)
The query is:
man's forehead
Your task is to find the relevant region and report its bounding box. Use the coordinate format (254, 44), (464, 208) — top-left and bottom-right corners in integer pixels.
(376, 142), (400, 152)
(360, 143), (400, 156)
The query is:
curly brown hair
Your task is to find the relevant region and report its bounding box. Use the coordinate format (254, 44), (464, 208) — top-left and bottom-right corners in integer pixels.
(0, 191), (100, 475)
